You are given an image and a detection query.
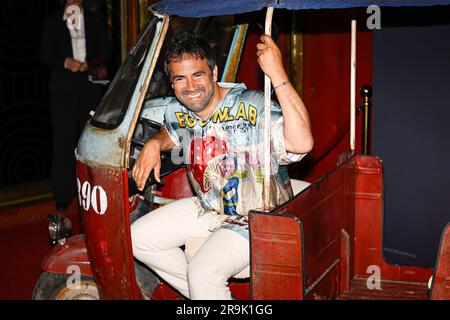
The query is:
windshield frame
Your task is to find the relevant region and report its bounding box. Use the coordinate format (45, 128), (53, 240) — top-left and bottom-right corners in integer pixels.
(90, 16), (161, 130)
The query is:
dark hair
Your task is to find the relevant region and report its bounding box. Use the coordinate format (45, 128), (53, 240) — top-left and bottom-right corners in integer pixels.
(164, 31), (216, 78)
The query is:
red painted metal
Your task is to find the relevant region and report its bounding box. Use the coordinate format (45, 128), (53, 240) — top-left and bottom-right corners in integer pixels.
(250, 160), (348, 300)
(128, 194), (139, 213)
(0, 197), (83, 299)
(236, 11), (375, 184)
(338, 276), (429, 300)
(352, 156), (433, 282)
(228, 282), (250, 300)
(41, 234), (92, 277)
(151, 284), (184, 300)
(268, 157), (352, 300)
(250, 155), (433, 300)
(430, 223), (450, 300)
(299, 10), (373, 182)
(42, 164), (246, 300)
(340, 229), (351, 292)
(38, 155), (439, 300)
(76, 162), (141, 300)
(149, 281), (250, 300)
(250, 213), (304, 300)
(158, 168), (194, 200)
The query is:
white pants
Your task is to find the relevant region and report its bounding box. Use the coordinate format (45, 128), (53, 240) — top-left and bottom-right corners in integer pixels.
(131, 197), (249, 300)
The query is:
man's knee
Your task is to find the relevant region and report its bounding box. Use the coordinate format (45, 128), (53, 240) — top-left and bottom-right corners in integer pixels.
(130, 222), (145, 258)
(130, 218), (158, 258)
(187, 256), (228, 289)
(130, 213), (178, 259)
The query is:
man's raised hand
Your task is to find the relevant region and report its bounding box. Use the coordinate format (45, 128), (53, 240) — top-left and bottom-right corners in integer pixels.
(256, 34), (288, 85)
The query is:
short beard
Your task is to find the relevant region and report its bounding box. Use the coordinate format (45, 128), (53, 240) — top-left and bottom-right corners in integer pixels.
(179, 85), (215, 114)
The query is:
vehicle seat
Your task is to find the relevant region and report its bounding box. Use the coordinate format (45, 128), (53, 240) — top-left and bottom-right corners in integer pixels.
(184, 179), (311, 279)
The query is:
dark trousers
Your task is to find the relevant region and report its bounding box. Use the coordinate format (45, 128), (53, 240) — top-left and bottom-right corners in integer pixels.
(50, 86), (103, 204)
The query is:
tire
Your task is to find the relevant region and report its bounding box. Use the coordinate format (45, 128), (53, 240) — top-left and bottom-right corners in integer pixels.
(32, 272), (100, 300)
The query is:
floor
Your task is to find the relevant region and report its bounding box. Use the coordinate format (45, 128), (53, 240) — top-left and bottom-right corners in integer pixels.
(337, 276), (430, 300)
(0, 181), (82, 299)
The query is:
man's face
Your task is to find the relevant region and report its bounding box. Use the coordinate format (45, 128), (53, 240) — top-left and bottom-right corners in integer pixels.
(169, 56), (217, 114)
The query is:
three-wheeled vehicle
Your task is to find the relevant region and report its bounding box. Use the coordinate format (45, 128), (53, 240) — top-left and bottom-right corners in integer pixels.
(33, 0), (450, 300)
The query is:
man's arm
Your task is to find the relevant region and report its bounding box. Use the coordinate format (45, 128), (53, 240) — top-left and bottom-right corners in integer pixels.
(256, 34), (314, 154)
(132, 127), (176, 190)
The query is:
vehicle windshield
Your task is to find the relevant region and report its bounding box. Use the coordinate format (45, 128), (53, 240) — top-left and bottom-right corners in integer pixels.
(90, 16), (159, 129)
(91, 15), (237, 130)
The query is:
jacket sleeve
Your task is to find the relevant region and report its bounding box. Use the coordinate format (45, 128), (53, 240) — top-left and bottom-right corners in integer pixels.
(163, 103), (182, 147)
(250, 90), (307, 165)
(97, 16), (110, 64)
(88, 12), (110, 65)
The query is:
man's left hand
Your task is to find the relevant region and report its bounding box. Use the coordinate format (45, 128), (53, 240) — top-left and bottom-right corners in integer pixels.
(256, 34), (288, 84)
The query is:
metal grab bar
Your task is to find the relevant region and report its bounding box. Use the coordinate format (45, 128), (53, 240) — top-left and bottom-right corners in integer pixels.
(359, 85), (372, 155)
(306, 85), (373, 166)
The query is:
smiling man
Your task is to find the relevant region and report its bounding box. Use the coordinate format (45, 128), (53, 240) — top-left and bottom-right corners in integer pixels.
(131, 31), (313, 300)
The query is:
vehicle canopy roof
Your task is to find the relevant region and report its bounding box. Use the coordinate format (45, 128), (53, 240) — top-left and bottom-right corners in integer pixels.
(152, 0), (450, 17)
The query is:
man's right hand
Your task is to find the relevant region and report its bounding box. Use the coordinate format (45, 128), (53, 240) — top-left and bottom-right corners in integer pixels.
(65, 57), (82, 72)
(132, 139), (162, 191)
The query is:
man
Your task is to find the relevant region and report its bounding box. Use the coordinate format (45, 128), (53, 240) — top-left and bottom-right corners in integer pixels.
(40, 0), (109, 211)
(131, 31), (313, 300)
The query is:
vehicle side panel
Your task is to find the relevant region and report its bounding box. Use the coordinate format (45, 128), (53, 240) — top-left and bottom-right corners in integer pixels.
(76, 162), (141, 299)
(353, 156), (432, 282)
(250, 213), (304, 300)
(430, 223), (450, 299)
(41, 234), (93, 277)
(250, 155), (433, 300)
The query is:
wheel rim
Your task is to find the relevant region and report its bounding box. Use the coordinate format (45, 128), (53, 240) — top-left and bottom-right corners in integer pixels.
(55, 280), (100, 300)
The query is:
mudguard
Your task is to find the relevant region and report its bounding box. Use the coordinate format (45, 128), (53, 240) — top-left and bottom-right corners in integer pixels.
(41, 234), (93, 277)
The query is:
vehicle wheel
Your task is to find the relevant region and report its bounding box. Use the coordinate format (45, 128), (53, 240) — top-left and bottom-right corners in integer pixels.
(32, 272), (99, 300)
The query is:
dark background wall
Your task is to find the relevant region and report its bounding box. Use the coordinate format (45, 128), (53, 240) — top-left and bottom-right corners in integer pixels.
(0, 0), (59, 187)
(373, 7), (450, 268)
(0, 0), (119, 189)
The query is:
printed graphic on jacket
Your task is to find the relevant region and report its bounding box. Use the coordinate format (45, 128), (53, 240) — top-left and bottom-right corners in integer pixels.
(163, 83), (306, 239)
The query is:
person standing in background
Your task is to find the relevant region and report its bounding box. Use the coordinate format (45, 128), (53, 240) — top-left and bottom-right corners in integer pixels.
(40, 0), (109, 211)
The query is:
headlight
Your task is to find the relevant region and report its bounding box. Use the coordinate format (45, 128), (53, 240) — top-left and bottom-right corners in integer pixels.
(48, 214), (73, 245)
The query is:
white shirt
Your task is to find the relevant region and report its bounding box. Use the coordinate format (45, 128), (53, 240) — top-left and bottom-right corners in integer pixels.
(63, 8), (86, 63)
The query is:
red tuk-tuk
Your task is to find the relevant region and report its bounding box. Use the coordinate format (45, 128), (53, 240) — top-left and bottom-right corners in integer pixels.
(32, 1), (450, 300)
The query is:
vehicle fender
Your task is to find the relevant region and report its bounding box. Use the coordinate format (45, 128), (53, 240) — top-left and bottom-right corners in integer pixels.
(41, 234), (93, 277)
